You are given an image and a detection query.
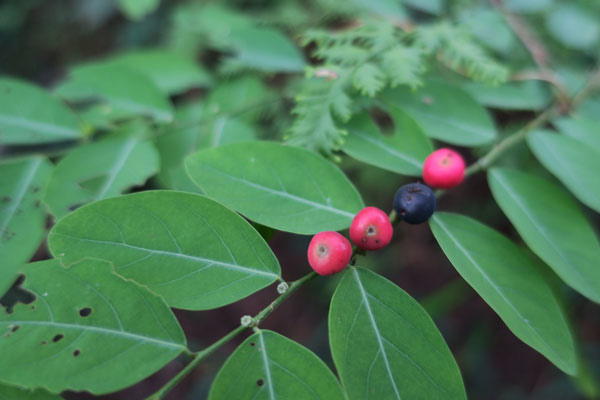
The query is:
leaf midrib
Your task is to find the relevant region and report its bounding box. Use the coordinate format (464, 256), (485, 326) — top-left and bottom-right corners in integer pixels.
(348, 128), (422, 168)
(0, 320), (184, 350)
(492, 172), (596, 297)
(200, 164), (356, 218)
(433, 215), (567, 366)
(0, 115), (79, 138)
(352, 268), (402, 400)
(51, 232), (279, 279)
(0, 158), (43, 239)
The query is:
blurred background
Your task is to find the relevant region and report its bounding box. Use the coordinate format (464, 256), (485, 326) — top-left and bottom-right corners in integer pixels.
(1, 0), (599, 399)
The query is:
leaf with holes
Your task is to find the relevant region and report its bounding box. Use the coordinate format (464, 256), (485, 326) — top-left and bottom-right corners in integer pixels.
(0, 78), (83, 145)
(343, 110), (433, 176)
(44, 126), (159, 219)
(381, 80), (497, 146)
(185, 142), (364, 234)
(488, 168), (600, 303)
(0, 156), (53, 296)
(209, 329), (345, 400)
(430, 212), (576, 374)
(54, 64), (173, 123)
(0, 259), (186, 394)
(0, 383), (63, 400)
(329, 267), (466, 400)
(48, 191), (281, 310)
(528, 130), (600, 213)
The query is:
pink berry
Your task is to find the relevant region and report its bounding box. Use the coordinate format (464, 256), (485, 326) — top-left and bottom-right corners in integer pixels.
(349, 207), (393, 251)
(422, 148), (466, 189)
(307, 231), (352, 276)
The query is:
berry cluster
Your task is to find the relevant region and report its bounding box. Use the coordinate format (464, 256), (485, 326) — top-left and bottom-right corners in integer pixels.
(307, 148), (465, 275)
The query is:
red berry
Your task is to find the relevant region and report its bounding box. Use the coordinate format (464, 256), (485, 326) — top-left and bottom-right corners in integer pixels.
(307, 231), (352, 275)
(349, 207), (393, 251)
(422, 148), (466, 189)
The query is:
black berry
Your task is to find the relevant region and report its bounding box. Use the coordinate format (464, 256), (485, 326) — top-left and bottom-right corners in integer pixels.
(393, 183), (437, 224)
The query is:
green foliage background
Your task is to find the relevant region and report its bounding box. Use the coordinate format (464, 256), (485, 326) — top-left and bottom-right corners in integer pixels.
(1, 0), (599, 399)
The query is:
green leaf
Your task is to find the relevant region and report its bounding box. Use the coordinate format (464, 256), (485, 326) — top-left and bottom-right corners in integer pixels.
(0, 383), (62, 400)
(462, 81), (551, 111)
(353, 0), (406, 19)
(44, 129), (160, 219)
(205, 76), (275, 120)
(0, 156), (52, 295)
(106, 49), (212, 94)
(185, 142), (364, 234)
(228, 26), (306, 73)
(381, 80), (497, 146)
(527, 130), (600, 213)
(209, 330), (345, 400)
(352, 63), (386, 97)
(55, 64), (174, 123)
(505, 0), (554, 13)
(488, 168), (600, 303)
(0, 78), (83, 145)
(117, 0), (160, 20)
(545, 4), (599, 51)
(0, 259), (186, 394)
(329, 267), (466, 400)
(154, 102), (256, 192)
(553, 116), (600, 153)
(342, 110), (433, 176)
(48, 191), (281, 310)
(430, 212), (577, 374)
(403, 0), (443, 14)
(460, 9), (517, 55)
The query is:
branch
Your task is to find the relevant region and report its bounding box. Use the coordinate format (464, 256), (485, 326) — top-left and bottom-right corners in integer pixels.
(146, 271), (318, 400)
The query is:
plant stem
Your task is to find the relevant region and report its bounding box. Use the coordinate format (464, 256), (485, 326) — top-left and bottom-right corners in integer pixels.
(146, 271), (318, 400)
(253, 272), (317, 326)
(146, 325), (246, 400)
(464, 106), (556, 178)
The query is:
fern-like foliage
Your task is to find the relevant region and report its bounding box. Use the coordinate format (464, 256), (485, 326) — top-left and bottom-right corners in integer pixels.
(415, 22), (509, 84)
(287, 19), (509, 157)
